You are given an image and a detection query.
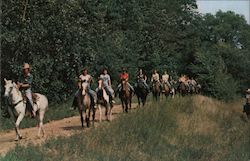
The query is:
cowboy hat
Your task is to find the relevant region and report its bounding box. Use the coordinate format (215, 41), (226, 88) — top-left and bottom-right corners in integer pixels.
(22, 63), (30, 69)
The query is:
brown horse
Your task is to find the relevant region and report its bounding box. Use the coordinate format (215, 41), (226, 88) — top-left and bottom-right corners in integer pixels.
(134, 80), (148, 107)
(119, 80), (132, 113)
(152, 80), (161, 101)
(178, 82), (188, 96)
(76, 82), (93, 128)
(162, 83), (171, 98)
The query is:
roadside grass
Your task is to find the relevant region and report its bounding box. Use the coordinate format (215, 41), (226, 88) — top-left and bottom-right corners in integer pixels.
(1, 96), (249, 161)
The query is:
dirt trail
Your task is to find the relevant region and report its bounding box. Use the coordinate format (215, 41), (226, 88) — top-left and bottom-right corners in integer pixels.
(0, 104), (137, 156)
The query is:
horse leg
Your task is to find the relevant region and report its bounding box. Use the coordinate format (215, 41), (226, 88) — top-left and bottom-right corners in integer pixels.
(98, 104), (102, 122)
(92, 106), (96, 126)
(125, 100), (128, 113)
(14, 113), (25, 141)
(129, 98), (132, 110)
(38, 110), (45, 138)
(106, 104), (110, 121)
(86, 107), (90, 128)
(80, 109), (84, 128)
(121, 100), (125, 112)
(137, 96), (140, 107)
(109, 104), (112, 121)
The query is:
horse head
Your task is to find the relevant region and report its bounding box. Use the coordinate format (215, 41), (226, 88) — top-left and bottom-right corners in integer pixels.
(4, 78), (16, 98)
(121, 80), (128, 90)
(81, 82), (89, 96)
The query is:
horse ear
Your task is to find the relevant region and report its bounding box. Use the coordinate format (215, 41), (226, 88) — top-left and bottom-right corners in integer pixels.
(4, 78), (7, 84)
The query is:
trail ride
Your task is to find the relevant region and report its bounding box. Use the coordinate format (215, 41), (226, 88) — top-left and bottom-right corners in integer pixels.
(1, 0), (250, 160)
(3, 79), (48, 141)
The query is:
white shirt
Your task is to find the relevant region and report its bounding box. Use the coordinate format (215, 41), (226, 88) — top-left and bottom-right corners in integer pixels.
(100, 74), (111, 87)
(79, 74), (92, 83)
(151, 73), (160, 82)
(162, 74), (169, 83)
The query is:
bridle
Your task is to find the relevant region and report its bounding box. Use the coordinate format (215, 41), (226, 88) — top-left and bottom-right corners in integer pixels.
(5, 84), (23, 108)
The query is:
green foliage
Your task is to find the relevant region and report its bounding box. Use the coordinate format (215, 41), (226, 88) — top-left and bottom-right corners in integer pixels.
(1, 96), (249, 161)
(1, 1), (250, 102)
(190, 46), (238, 101)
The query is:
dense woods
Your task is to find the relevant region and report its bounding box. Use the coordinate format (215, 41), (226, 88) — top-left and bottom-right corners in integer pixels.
(1, 0), (250, 102)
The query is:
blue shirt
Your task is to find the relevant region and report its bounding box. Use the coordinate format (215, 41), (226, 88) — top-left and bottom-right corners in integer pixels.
(18, 73), (33, 91)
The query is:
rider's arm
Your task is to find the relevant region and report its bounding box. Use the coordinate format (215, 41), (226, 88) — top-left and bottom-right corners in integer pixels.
(20, 84), (30, 88)
(19, 74), (33, 89)
(144, 75), (147, 81)
(108, 75), (111, 86)
(77, 78), (82, 89)
(88, 76), (93, 84)
(157, 74), (160, 81)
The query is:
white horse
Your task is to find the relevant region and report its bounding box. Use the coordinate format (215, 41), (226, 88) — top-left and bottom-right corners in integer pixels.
(3, 78), (48, 141)
(96, 79), (112, 122)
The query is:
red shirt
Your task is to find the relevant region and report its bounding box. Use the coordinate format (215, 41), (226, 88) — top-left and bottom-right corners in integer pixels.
(120, 72), (129, 81)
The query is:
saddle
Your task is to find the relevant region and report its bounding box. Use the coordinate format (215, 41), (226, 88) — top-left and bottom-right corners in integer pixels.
(22, 93), (39, 104)
(96, 89), (108, 105)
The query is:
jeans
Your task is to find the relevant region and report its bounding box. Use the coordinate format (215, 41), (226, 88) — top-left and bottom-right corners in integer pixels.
(25, 89), (33, 106)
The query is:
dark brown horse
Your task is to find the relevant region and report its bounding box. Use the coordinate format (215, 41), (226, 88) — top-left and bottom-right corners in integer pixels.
(119, 80), (133, 113)
(178, 82), (188, 96)
(134, 80), (148, 107)
(152, 80), (161, 101)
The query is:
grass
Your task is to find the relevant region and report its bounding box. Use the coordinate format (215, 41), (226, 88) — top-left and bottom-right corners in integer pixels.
(1, 95), (250, 161)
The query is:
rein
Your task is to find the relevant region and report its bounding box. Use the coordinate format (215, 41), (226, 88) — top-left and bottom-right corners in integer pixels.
(8, 86), (24, 108)
(11, 100), (23, 108)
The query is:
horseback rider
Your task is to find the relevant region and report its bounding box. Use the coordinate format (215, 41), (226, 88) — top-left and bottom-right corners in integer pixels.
(178, 74), (188, 91)
(99, 68), (115, 103)
(179, 75), (188, 85)
(161, 71), (171, 88)
(71, 68), (96, 110)
(151, 70), (160, 84)
(135, 68), (150, 92)
(190, 77), (197, 87)
(116, 67), (134, 95)
(17, 63), (36, 117)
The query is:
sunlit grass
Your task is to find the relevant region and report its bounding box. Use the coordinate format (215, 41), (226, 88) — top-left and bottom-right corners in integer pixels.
(1, 96), (249, 161)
